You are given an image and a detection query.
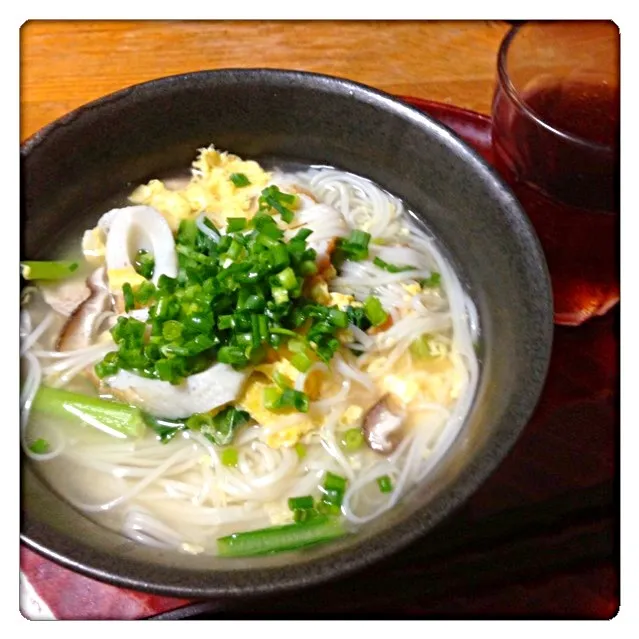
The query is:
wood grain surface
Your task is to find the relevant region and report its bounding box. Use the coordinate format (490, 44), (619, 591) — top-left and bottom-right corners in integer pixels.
(20, 20), (510, 141)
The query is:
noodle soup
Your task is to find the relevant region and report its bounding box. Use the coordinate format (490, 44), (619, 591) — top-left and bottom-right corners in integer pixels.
(20, 145), (479, 557)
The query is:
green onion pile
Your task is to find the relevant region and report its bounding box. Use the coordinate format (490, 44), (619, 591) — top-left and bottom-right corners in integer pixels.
(94, 186), (382, 388)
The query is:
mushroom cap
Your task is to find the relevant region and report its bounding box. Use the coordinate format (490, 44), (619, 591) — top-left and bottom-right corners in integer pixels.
(362, 394), (406, 454)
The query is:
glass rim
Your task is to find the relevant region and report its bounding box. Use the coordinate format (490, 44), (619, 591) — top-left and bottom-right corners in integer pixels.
(497, 22), (617, 154)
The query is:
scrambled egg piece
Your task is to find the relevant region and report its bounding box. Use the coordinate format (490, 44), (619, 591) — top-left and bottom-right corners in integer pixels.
(339, 405), (363, 427)
(401, 282), (422, 298)
(129, 145), (271, 231)
(106, 266), (147, 291)
(255, 358), (300, 387)
(82, 227), (107, 265)
(329, 292), (355, 310)
(367, 344), (462, 407)
(237, 376), (322, 449)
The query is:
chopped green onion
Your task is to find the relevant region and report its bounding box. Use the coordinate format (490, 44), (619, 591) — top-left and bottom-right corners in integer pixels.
(298, 260), (318, 276)
(221, 447), (239, 467)
(348, 230), (371, 249)
(377, 475), (393, 493)
(161, 320), (183, 342)
(293, 508), (316, 523)
(288, 495), (315, 511)
(293, 228), (313, 242)
(226, 239), (244, 261)
(328, 307), (349, 329)
(259, 185), (297, 224)
(263, 386), (282, 411)
(29, 438), (49, 454)
(276, 267), (297, 290)
(229, 173), (251, 187)
(263, 385), (309, 413)
(177, 219), (199, 246)
(373, 257), (415, 273)
(320, 488), (344, 508)
(364, 296), (388, 327)
(409, 334), (434, 359)
(421, 272), (441, 288)
(94, 351), (119, 378)
(217, 516), (347, 557)
(271, 286), (289, 305)
(290, 351), (313, 373)
(317, 500), (342, 516)
(134, 249), (155, 279)
(323, 472), (347, 493)
(20, 260), (79, 281)
(95, 191), (353, 381)
(295, 443), (307, 460)
(135, 280), (156, 304)
(332, 230), (371, 264)
(122, 283), (135, 312)
(340, 428), (364, 452)
(217, 346), (248, 366)
(226, 217), (248, 232)
(218, 315), (235, 330)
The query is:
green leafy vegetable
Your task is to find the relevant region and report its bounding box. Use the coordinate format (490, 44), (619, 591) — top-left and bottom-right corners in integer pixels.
(31, 386), (146, 439)
(186, 406), (250, 446)
(20, 260), (79, 281)
(217, 516), (347, 557)
(142, 414), (187, 443)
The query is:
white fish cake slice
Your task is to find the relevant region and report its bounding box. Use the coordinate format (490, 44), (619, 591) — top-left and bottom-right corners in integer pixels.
(105, 363), (247, 419)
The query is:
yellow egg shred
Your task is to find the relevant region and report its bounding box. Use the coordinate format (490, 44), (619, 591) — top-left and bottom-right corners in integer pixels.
(128, 145), (272, 231)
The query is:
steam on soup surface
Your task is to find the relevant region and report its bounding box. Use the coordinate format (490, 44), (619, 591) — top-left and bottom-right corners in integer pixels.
(20, 145), (479, 556)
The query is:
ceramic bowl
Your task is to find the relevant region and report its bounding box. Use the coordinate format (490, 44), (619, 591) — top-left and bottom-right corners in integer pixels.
(21, 69), (553, 598)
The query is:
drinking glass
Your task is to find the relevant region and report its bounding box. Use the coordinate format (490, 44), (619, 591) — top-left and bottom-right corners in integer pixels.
(492, 21), (619, 325)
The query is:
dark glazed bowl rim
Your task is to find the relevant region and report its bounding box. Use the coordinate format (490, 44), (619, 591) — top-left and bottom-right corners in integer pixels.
(20, 68), (553, 598)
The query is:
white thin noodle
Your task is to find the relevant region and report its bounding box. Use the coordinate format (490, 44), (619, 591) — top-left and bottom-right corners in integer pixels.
(195, 212), (221, 242)
(20, 166), (479, 552)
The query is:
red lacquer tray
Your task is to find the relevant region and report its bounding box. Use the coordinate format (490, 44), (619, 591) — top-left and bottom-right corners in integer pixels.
(20, 98), (619, 620)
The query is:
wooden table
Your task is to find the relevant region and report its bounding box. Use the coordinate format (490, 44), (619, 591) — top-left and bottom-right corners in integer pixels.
(20, 20), (510, 141)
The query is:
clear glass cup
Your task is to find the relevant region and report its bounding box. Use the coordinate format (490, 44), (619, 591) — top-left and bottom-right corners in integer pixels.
(492, 21), (619, 325)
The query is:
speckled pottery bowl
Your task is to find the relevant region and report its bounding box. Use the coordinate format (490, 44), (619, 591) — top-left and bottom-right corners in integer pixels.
(21, 69), (553, 598)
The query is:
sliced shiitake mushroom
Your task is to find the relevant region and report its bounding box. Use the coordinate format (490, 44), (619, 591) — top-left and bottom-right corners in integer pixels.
(362, 393), (406, 454)
(56, 267), (112, 352)
(40, 276), (91, 317)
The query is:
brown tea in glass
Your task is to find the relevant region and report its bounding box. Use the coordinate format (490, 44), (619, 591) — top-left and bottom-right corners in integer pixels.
(492, 21), (619, 325)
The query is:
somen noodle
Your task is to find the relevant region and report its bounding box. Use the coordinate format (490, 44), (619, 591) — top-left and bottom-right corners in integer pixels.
(20, 145), (479, 556)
